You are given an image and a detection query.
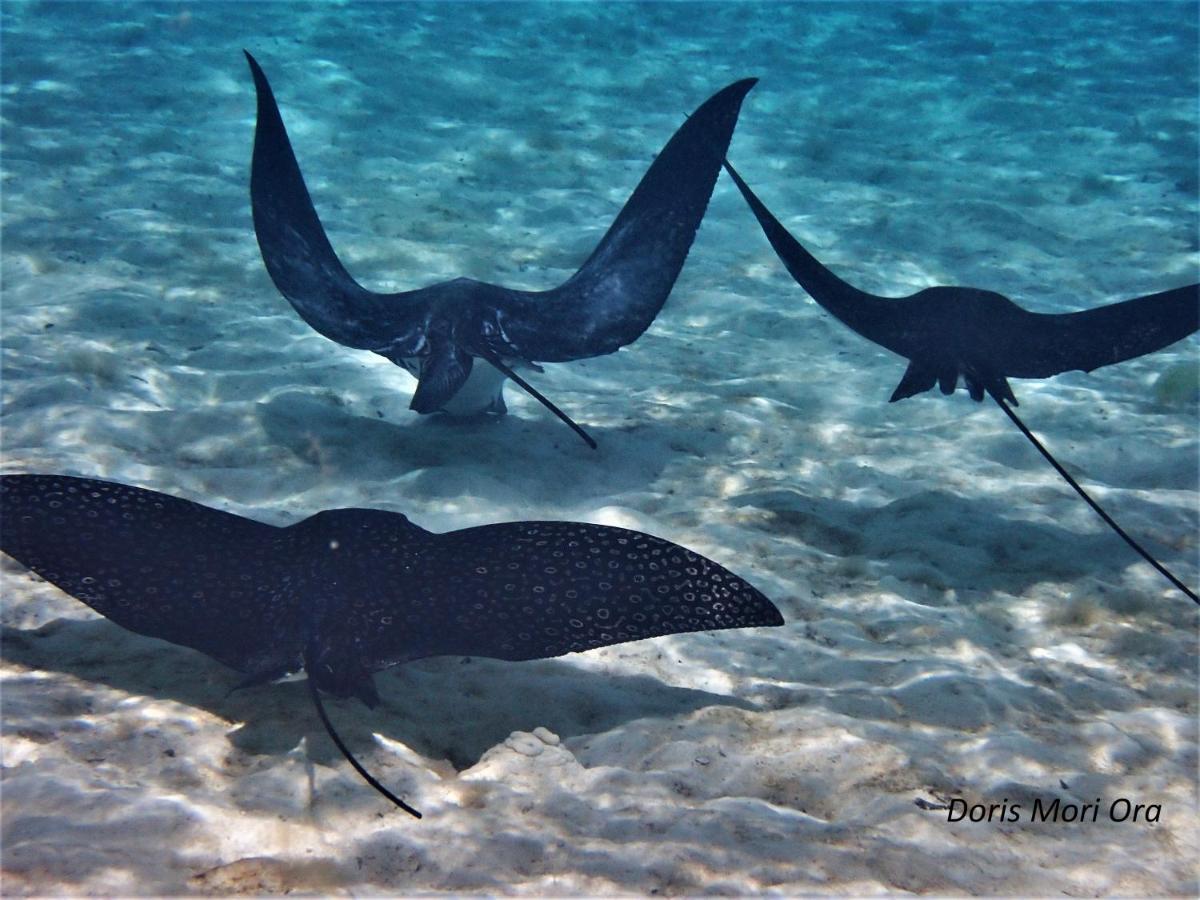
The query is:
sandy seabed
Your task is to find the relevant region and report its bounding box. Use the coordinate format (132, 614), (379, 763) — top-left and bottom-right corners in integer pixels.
(1, 2), (1197, 896)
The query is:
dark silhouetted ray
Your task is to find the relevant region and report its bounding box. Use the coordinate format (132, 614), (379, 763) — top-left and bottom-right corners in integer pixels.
(246, 51), (756, 448)
(723, 163), (1198, 406)
(0, 474), (783, 816)
(724, 162), (1198, 604)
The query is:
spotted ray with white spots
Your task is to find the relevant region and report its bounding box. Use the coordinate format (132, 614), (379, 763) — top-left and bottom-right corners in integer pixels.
(0, 474), (782, 817)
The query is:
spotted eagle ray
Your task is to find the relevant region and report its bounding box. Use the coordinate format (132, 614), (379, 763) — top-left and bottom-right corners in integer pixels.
(0, 474), (782, 816)
(245, 52), (756, 449)
(723, 162), (1199, 603)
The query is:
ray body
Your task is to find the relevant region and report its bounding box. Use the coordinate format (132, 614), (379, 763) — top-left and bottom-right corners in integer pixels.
(246, 52), (755, 447)
(0, 474), (782, 814)
(724, 162), (1198, 603)
(723, 163), (1199, 405)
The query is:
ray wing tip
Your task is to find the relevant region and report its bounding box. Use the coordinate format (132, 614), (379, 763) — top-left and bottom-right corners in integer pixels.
(725, 77), (759, 99)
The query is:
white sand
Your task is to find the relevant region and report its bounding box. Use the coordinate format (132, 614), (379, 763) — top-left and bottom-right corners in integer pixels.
(1, 2), (1196, 895)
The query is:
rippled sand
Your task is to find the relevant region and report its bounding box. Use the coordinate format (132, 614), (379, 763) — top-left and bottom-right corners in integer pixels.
(1, 2), (1196, 895)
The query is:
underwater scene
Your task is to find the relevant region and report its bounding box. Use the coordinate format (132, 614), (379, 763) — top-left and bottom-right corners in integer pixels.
(1, 1), (1197, 895)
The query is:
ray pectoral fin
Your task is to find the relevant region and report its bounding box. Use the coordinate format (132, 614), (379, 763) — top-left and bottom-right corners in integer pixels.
(245, 52), (366, 333)
(245, 51), (424, 351)
(0, 474), (305, 676)
(368, 521), (783, 666)
(723, 160), (901, 348)
(492, 79), (756, 363)
(1004, 283), (1200, 378)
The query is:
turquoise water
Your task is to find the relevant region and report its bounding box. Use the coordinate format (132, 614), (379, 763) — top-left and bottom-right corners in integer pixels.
(1, 2), (1197, 895)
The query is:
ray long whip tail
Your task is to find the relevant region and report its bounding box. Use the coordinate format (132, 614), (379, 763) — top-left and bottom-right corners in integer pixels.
(993, 396), (1198, 605)
(307, 677), (423, 818)
(480, 351), (598, 449)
